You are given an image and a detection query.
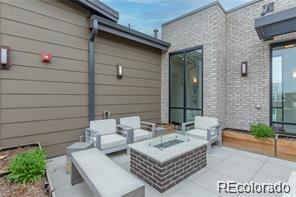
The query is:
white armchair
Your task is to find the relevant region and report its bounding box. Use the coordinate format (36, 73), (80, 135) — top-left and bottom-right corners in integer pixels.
(85, 119), (134, 154)
(182, 116), (222, 153)
(119, 116), (155, 143)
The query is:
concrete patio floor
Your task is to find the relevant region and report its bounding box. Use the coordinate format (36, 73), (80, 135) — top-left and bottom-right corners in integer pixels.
(47, 146), (296, 197)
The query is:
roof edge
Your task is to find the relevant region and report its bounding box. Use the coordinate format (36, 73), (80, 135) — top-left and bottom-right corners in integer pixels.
(162, 1), (224, 27)
(92, 15), (170, 51)
(226, 0), (262, 13)
(72, 0), (119, 22)
(162, 0), (264, 26)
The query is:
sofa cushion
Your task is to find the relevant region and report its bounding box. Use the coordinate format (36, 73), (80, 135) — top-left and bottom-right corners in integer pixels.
(134, 129), (152, 142)
(120, 116), (141, 129)
(92, 134), (126, 150)
(187, 128), (217, 141)
(194, 116), (218, 130)
(90, 119), (116, 135)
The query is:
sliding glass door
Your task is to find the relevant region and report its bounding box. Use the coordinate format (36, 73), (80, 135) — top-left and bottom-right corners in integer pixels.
(271, 41), (296, 135)
(169, 48), (203, 125)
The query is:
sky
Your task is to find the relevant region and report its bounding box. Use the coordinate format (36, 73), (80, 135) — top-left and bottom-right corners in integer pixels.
(100, 0), (253, 36)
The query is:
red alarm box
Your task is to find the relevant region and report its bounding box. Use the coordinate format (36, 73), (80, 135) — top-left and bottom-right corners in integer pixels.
(41, 52), (52, 63)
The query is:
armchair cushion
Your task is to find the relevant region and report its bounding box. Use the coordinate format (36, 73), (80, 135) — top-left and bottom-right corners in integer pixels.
(194, 116), (218, 130)
(120, 116), (141, 129)
(92, 134), (126, 150)
(121, 128), (152, 142)
(90, 119), (116, 135)
(187, 129), (217, 140)
(134, 129), (152, 142)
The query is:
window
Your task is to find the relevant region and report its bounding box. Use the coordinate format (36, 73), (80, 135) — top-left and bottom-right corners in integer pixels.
(169, 47), (203, 125)
(271, 41), (296, 135)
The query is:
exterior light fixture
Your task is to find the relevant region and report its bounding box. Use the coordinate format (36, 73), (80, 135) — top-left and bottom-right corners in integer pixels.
(117, 64), (123, 79)
(0, 46), (10, 70)
(103, 111), (111, 119)
(261, 2), (274, 16)
(293, 71), (296, 78)
(284, 44), (294, 48)
(241, 61), (248, 77)
(192, 76), (198, 84)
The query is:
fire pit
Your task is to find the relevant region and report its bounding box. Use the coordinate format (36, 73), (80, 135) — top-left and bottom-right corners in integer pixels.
(128, 134), (207, 193)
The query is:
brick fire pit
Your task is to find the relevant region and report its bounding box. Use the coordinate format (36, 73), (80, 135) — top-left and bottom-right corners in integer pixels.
(128, 134), (207, 193)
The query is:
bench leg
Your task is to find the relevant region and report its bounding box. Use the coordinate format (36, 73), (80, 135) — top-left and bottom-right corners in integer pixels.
(71, 163), (83, 185)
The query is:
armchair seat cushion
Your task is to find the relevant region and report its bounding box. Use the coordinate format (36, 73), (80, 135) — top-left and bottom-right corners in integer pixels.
(187, 129), (217, 140)
(122, 129), (152, 142)
(134, 129), (152, 142)
(92, 134), (126, 150)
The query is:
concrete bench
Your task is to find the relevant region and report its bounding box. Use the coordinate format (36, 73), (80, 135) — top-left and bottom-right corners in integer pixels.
(283, 171), (296, 197)
(71, 148), (145, 197)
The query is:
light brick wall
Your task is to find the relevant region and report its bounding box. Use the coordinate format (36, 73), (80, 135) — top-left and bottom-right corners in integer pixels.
(161, 0), (296, 130)
(161, 5), (226, 125)
(226, 0), (296, 130)
(216, 7), (227, 126)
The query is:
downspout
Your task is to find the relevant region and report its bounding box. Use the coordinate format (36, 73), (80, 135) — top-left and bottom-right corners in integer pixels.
(88, 17), (99, 122)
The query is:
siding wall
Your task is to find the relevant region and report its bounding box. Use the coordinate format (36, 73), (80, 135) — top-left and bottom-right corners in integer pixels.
(94, 32), (161, 124)
(0, 0), (161, 157)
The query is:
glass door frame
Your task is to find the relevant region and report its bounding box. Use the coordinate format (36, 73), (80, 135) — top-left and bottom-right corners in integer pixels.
(169, 45), (203, 124)
(270, 39), (296, 135)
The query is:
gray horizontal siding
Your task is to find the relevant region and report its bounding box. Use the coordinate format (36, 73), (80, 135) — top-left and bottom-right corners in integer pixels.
(0, 0), (161, 157)
(0, 1), (90, 157)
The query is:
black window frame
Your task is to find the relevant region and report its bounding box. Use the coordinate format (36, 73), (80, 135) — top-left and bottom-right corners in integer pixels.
(270, 39), (296, 135)
(169, 45), (204, 125)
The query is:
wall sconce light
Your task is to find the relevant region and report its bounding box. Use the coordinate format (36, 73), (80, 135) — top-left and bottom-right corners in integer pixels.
(117, 64), (123, 79)
(0, 46), (10, 70)
(293, 71), (296, 78)
(256, 104), (262, 110)
(103, 111), (111, 119)
(192, 76), (198, 84)
(241, 61), (248, 77)
(284, 44), (294, 49)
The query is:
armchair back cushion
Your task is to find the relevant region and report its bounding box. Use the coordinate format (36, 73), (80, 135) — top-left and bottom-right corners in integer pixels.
(90, 119), (116, 135)
(194, 116), (218, 130)
(120, 116), (141, 129)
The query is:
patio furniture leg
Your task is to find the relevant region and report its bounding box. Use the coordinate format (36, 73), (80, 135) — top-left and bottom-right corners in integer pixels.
(84, 129), (89, 142)
(206, 129), (212, 153)
(218, 127), (222, 147)
(207, 142), (211, 154)
(95, 134), (102, 150)
(127, 147), (131, 155)
(126, 128), (134, 144)
(71, 163), (83, 185)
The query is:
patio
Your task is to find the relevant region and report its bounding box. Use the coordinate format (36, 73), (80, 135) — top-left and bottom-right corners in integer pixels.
(47, 146), (296, 197)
